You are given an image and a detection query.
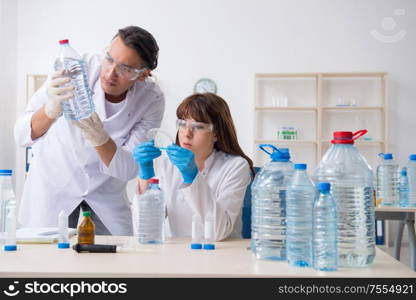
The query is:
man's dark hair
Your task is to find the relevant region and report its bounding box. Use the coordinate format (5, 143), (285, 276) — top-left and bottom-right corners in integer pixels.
(114, 26), (159, 70)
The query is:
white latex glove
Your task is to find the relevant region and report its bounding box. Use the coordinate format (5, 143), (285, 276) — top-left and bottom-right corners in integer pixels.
(44, 70), (74, 119)
(71, 112), (110, 147)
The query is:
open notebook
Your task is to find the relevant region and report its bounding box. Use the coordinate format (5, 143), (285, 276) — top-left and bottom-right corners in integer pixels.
(0, 227), (77, 244)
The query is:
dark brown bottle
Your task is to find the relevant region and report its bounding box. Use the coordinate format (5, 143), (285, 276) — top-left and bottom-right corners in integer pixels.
(78, 211), (95, 244)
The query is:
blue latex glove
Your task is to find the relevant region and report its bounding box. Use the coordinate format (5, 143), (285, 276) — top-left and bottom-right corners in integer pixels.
(132, 140), (161, 180)
(166, 144), (198, 184)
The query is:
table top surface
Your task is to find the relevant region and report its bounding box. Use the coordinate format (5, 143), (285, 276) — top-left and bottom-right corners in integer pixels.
(375, 207), (416, 213)
(0, 236), (414, 278)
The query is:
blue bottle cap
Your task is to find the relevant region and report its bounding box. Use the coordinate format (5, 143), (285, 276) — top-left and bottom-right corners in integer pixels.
(259, 144), (291, 162)
(383, 153), (393, 160)
(203, 243), (216, 250)
(190, 243), (202, 250)
(401, 169), (407, 176)
(271, 148), (291, 162)
(4, 245), (17, 251)
(58, 243), (70, 249)
(318, 182), (331, 193)
(409, 154), (416, 161)
(0, 169), (12, 175)
(294, 163), (307, 170)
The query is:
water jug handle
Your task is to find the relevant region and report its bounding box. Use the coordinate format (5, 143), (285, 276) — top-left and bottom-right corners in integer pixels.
(259, 144), (282, 156)
(352, 130), (367, 141)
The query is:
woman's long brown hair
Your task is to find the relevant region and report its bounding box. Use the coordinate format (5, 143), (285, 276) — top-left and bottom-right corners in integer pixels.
(176, 93), (255, 176)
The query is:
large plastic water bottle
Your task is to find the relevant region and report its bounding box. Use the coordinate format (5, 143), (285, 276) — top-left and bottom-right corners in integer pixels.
(313, 182), (337, 271)
(286, 163), (315, 267)
(137, 178), (165, 244)
(313, 130), (375, 267)
(54, 39), (94, 120)
(406, 154), (416, 207)
(251, 145), (293, 260)
(0, 170), (16, 234)
(399, 168), (409, 207)
(376, 153), (400, 207)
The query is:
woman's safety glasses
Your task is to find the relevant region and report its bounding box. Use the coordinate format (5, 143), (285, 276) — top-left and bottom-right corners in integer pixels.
(176, 119), (214, 134)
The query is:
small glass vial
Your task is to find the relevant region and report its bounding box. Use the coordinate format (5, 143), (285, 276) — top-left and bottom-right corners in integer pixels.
(190, 214), (203, 250)
(203, 213), (215, 250)
(4, 206), (17, 251)
(78, 211), (95, 245)
(58, 210), (70, 249)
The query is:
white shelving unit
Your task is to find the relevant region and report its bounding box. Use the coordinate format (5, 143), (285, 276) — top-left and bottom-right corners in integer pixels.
(253, 72), (388, 172)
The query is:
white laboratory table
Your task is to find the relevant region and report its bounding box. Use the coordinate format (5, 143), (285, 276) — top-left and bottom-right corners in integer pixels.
(0, 236), (414, 278)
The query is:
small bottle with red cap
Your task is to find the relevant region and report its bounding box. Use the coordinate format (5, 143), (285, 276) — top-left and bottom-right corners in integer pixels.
(137, 178), (165, 244)
(313, 130), (375, 267)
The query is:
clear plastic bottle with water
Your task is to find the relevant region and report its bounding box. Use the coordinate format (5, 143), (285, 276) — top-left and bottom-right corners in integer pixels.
(4, 206), (17, 251)
(54, 39), (94, 120)
(190, 213), (203, 250)
(313, 130), (375, 267)
(286, 163), (315, 267)
(58, 210), (70, 249)
(0, 170), (16, 236)
(251, 145), (293, 260)
(203, 212), (216, 250)
(399, 168), (409, 207)
(137, 178), (165, 244)
(406, 154), (416, 207)
(376, 153), (400, 207)
(313, 182), (337, 271)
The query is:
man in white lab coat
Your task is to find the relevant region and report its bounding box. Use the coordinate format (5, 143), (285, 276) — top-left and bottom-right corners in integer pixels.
(14, 26), (165, 235)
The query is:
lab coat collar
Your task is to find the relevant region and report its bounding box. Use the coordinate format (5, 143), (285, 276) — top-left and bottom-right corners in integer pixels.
(201, 149), (218, 176)
(93, 79), (146, 122)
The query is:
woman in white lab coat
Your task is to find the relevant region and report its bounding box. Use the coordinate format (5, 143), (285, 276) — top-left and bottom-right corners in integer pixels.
(133, 93), (254, 240)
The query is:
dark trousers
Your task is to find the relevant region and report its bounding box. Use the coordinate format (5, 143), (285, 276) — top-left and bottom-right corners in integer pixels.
(68, 200), (111, 235)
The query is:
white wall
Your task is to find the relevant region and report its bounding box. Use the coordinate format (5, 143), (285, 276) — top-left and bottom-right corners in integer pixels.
(4, 0), (416, 199)
(0, 0), (17, 174)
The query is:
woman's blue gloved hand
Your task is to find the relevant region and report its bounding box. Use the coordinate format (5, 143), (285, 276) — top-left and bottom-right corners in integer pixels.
(166, 144), (198, 184)
(132, 140), (162, 180)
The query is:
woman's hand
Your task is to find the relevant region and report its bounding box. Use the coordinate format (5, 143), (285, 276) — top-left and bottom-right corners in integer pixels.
(166, 144), (198, 184)
(133, 140), (161, 179)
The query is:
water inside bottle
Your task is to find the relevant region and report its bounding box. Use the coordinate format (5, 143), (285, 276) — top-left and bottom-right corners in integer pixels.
(56, 57), (94, 120)
(138, 187), (165, 244)
(286, 189), (313, 267)
(376, 164), (400, 207)
(333, 185), (375, 267)
(251, 177), (287, 260)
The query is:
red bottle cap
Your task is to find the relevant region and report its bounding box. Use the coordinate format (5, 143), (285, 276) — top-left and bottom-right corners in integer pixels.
(59, 39), (69, 45)
(331, 130), (367, 144)
(148, 178), (159, 184)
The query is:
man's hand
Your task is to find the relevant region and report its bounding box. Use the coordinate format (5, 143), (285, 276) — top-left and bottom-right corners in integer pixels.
(44, 70), (74, 119)
(71, 112), (110, 147)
